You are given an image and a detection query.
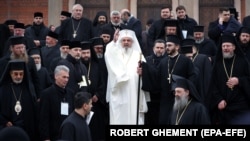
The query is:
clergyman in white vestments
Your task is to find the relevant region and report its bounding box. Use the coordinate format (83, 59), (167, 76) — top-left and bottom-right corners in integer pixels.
(104, 29), (149, 125)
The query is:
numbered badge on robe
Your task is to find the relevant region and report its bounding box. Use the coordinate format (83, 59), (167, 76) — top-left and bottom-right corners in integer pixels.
(61, 102), (69, 115)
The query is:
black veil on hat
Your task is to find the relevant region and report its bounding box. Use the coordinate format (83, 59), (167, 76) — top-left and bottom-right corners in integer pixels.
(14, 22), (25, 29)
(4, 19), (17, 26)
(193, 25), (204, 32)
(81, 41), (99, 63)
(61, 11), (71, 17)
(180, 38), (195, 54)
(93, 11), (108, 26)
(10, 36), (25, 46)
(91, 37), (104, 46)
(47, 31), (58, 40)
(69, 41), (81, 49)
(0, 60), (28, 85)
(171, 74), (202, 102)
(215, 33), (244, 61)
(60, 39), (70, 46)
(157, 19), (184, 40)
(166, 35), (180, 45)
(236, 26), (250, 41)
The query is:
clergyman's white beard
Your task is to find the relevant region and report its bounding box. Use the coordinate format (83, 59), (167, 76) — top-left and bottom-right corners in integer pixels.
(173, 95), (188, 112)
(195, 38), (204, 44)
(111, 21), (120, 26)
(96, 53), (103, 58)
(122, 47), (133, 55)
(13, 79), (23, 84)
(36, 64), (41, 71)
(61, 53), (68, 59)
(222, 52), (234, 59)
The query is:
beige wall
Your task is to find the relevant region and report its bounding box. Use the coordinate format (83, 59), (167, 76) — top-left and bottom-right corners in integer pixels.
(246, 0), (250, 17)
(48, 0), (62, 27)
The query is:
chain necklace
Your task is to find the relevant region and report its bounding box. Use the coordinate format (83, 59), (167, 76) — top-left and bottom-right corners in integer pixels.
(87, 62), (91, 85)
(222, 55), (236, 91)
(11, 84), (23, 115)
(175, 99), (192, 125)
(192, 52), (198, 62)
(72, 19), (81, 38)
(167, 54), (180, 83)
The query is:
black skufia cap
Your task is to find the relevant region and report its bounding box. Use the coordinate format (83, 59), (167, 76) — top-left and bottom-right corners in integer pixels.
(164, 19), (179, 27)
(10, 36), (25, 45)
(193, 25), (204, 32)
(61, 39), (70, 46)
(47, 31), (58, 39)
(81, 41), (92, 50)
(239, 27), (250, 34)
(61, 11), (72, 17)
(100, 28), (111, 35)
(4, 19), (17, 25)
(166, 35), (180, 45)
(181, 38), (195, 54)
(9, 60), (26, 70)
(27, 47), (41, 56)
(171, 75), (187, 91)
(34, 12), (43, 17)
(69, 41), (81, 49)
(221, 33), (237, 45)
(14, 22), (25, 29)
(91, 37), (104, 46)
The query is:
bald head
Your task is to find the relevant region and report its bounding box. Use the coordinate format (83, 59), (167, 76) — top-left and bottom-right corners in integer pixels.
(121, 9), (130, 14)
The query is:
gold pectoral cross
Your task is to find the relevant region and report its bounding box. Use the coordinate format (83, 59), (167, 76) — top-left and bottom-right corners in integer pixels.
(78, 76), (87, 88)
(73, 31), (77, 38)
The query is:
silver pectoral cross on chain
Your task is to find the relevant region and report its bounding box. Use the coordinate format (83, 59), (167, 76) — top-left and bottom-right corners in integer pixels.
(73, 31), (77, 38)
(167, 74), (171, 84)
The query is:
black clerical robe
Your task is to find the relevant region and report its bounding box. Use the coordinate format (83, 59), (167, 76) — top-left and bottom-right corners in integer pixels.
(83, 60), (107, 141)
(142, 54), (197, 125)
(0, 56), (41, 98)
(192, 53), (212, 103)
(25, 23), (50, 47)
(0, 82), (37, 141)
(39, 83), (74, 141)
(59, 111), (92, 141)
(170, 100), (211, 125)
(57, 55), (89, 94)
(144, 54), (166, 125)
(208, 55), (250, 124)
(37, 67), (52, 95)
(59, 17), (94, 42)
(41, 44), (61, 71)
(195, 38), (217, 58)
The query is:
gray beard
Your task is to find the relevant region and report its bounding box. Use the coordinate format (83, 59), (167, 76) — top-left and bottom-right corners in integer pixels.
(61, 53), (68, 59)
(222, 52), (234, 59)
(111, 21), (120, 26)
(13, 79), (23, 84)
(195, 38), (204, 44)
(10, 52), (29, 63)
(96, 54), (103, 58)
(36, 64), (41, 71)
(173, 95), (188, 112)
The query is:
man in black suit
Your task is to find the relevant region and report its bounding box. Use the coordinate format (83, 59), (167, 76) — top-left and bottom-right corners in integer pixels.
(121, 9), (142, 46)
